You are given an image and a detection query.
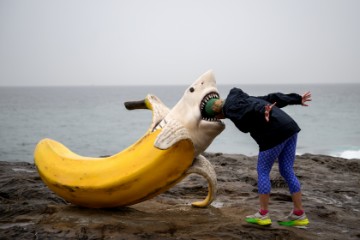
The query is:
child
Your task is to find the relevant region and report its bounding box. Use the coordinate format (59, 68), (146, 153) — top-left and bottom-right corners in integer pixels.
(205, 88), (311, 226)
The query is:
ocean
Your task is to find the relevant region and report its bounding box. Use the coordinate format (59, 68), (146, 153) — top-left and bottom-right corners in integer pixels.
(1, 84), (359, 163)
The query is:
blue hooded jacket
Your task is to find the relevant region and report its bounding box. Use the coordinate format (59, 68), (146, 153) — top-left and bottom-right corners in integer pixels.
(222, 88), (302, 151)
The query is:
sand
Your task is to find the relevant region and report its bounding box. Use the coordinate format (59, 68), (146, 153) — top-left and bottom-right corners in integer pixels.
(1, 153), (360, 240)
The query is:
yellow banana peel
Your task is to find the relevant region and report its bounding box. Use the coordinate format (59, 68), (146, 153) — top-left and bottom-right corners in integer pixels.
(34, 95), (195, 208)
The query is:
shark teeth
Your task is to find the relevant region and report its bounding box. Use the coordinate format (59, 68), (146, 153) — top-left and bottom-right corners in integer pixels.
(202, 116), (220, 122)
(200, 92), (220, 122)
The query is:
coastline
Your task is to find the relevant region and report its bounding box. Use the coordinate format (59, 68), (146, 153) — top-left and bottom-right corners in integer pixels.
(1, 153), (359, 239)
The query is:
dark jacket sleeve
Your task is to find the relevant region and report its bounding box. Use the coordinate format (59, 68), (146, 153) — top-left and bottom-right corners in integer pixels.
(256, 92), (302, 108)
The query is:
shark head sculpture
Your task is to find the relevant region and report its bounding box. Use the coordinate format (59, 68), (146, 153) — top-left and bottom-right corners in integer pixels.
(125, 70), (225, 157)
(165, 70), (225, 156)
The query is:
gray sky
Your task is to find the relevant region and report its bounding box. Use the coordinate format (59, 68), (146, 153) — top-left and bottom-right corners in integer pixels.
(1, 0), (359, 86)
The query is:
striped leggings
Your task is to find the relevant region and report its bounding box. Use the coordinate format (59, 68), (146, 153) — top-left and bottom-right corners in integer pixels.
(257, 133), (301, 194)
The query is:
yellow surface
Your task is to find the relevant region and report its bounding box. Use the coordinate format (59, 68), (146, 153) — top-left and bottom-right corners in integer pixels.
(34, 96), (195, 208)
(34, 131), (194, 208)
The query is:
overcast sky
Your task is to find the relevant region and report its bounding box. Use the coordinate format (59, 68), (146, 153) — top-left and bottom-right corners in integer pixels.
(1, 0), (359, 86)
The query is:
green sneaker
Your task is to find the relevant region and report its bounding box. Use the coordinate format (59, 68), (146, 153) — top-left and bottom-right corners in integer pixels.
(278, 211), (309, 227)
(245, 211), (272, 226)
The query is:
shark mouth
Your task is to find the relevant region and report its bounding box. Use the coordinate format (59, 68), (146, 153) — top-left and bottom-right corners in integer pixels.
(200, 92), (221, 121)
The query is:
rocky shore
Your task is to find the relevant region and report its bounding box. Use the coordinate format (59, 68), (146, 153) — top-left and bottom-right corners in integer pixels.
(1, 153), (360, 240)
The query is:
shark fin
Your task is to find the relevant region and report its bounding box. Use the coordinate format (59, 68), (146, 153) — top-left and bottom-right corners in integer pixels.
(146, 95), (170, 131)
(154, 117), (192, 150)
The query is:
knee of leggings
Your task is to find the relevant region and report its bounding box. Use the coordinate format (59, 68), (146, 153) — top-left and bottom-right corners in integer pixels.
(281, 174), (301, 194)
(279, 168), (294, 180)
(257, 174), (271, 194)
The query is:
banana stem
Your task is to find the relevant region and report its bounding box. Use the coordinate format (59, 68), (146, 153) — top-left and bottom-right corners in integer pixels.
(124, 100), (148, 110)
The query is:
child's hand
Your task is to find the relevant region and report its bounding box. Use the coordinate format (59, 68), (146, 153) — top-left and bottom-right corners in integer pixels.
(302, 91), (312, 106)
(265, 102), (276, 122)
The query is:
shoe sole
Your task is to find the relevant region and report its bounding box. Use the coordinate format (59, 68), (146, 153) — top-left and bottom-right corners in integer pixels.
(277, 218), (309, 227)
(246, 218), (272, 226)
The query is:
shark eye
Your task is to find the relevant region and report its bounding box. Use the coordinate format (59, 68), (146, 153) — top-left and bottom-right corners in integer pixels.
(189, 87), (195, 93)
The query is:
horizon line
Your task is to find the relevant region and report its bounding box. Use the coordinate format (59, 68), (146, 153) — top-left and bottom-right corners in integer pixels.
(0, 82), (359, 87)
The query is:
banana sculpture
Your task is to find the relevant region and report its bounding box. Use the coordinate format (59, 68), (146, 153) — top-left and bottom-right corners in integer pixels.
(34, 70), (225, 208)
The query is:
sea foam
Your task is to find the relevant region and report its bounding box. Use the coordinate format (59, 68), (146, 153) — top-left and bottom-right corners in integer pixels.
(339, 150), (360, 160)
